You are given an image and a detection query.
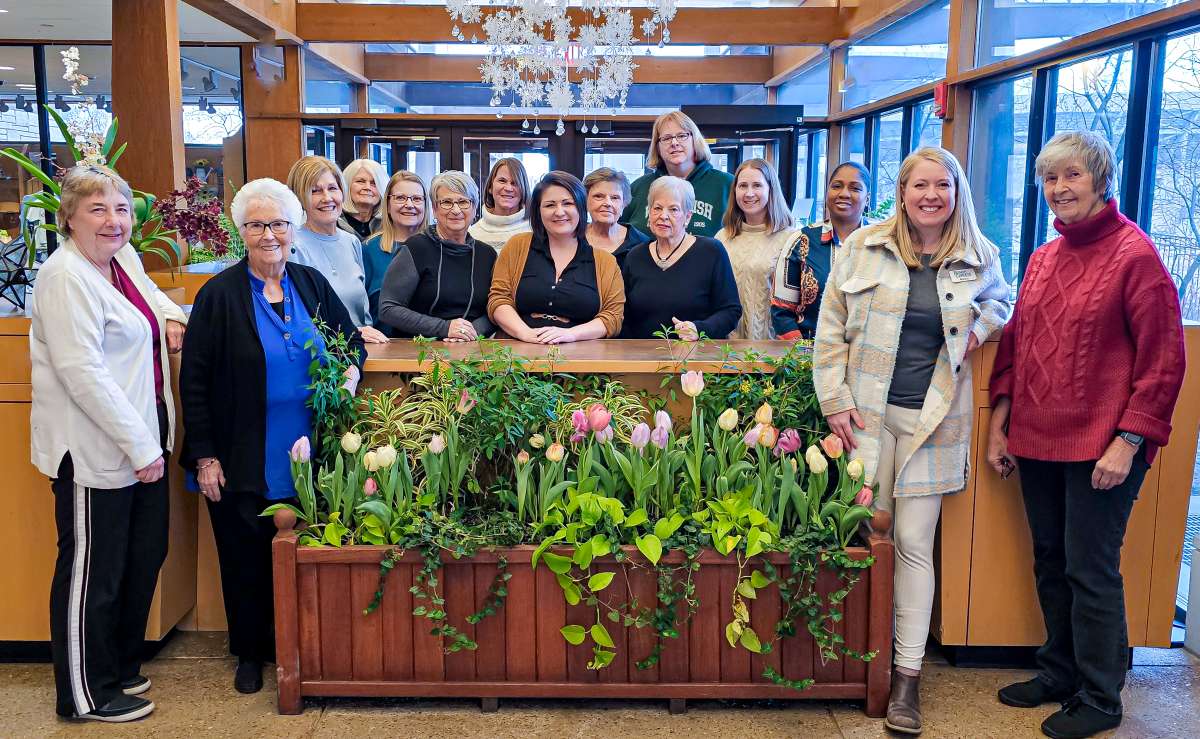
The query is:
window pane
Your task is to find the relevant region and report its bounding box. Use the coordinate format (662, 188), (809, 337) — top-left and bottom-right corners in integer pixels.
(777, 58), (830, 117)
(977, 0), (1188, 67)
(969, 74), (1033, 293)
(1148, 29), (1200, 322)
(844, 1), (949, 109)
(912, 99), (943, 149)
(0, 46), (40, 255)
(842, 118), (866, 164)
(1043, 47), (1133, 241)
(871, 110), (904, 218)
(585, 139), (649, 184)
(813, 129), (828, 220)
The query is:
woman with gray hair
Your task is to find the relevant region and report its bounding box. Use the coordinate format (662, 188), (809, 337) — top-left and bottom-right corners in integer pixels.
(378, 170), (496, 341)
(339, 158), (389, 241)
(619, 175), (741, 339)
(988, 131), (1184, 739)
(32, 165), (187, 722)
(180, 177), (365, 695)
(583, 167), (650, 269)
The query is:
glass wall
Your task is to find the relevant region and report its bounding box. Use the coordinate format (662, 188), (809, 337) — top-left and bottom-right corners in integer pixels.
(977, 0), (1185, 67)
(1147, 29), (1200, 322)
(777, 57), (830, 117)
(843, 0), (949, 110)
(874, 109), (904, 215)
(912, 99), (943, 149)
(842, 118), (867, 164)
(0, 46), (40, 253)
(968, 74), (1033, 292)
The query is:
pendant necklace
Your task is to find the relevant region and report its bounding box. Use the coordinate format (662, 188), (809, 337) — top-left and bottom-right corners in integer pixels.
(654, 233), (687, 268)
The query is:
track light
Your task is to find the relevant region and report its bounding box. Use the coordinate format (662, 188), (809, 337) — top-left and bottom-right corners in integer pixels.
(229, 84), (240, 99)
(202, 73), (216, 92)
(53, 94), (69, 111)
(206, 102), (216, 114)
(15, 94), (31, 112)
(181, 65), (190, 81)
(0, 100), (8, 113)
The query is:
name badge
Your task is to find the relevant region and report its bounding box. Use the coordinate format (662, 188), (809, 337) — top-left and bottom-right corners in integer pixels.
(949, 269), (977, 283)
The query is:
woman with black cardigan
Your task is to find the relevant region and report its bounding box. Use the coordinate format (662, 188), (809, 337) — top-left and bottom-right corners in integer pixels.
(180, 179), (364, 695)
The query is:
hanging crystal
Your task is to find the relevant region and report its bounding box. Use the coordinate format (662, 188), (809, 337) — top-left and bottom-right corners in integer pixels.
(555, 119), (565, 136)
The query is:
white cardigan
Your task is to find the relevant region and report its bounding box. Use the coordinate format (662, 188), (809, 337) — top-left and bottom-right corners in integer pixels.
(30, 239), (188, 489)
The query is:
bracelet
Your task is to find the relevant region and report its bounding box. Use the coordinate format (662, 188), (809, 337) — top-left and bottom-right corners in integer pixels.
(197, 459), (218, 470)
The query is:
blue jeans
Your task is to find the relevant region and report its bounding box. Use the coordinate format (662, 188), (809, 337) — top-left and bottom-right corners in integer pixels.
(1016, 452), (1149, 716)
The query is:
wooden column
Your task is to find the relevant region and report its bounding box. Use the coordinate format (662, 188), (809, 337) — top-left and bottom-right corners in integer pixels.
(242, 44), (305, 182)
(111, 0), (186, 268)
(111, 0), (185, 202)
(940, 0), (980, 161)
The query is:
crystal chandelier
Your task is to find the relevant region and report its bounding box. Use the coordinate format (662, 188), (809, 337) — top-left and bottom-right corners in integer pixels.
(444, 0), (678, 135)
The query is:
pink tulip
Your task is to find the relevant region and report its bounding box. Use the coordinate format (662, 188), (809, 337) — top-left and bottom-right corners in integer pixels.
(364, 478), (378, 496)
(570, 430), (587, 444)
(774, 428), (802, 457)
(289, 436), (311, 463)
(854, 486), (874, 507)
(654, 410), (672, 433)
(743, 424), (762, 448)
(456, 388), (476, 414)
(631, 423), (651, 451)
(516, 450), (531, 465)
(758, 425), (779, 448)
(820, 433), (844, 460)
(586, 403), (612, 433)
(680, 370), (705, 397)
(572, 409), (589, 434)
(650, 425), (670, 449)
(595, 426), (614, 444)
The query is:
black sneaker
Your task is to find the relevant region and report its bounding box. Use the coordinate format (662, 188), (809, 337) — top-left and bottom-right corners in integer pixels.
(998, 677), (1074, 708)
(1041, 699), (1122, 739)
(121, 675), (151, 696)
(76, 695), (155, 723)
(234, 659), (263, 694)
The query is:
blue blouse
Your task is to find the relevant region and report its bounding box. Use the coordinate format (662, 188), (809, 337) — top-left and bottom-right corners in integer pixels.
(250, 272), (325, 500)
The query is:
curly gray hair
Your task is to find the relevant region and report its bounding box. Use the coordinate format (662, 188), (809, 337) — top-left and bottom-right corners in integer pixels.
(1035, 131), (1116, 201)
(231, 178), (306, 231)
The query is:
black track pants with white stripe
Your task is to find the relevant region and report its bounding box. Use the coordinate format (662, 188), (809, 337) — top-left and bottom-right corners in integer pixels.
(49, 451), (169, 717)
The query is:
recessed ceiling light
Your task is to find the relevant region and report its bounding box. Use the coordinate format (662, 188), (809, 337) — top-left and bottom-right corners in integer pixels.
(0, 66), (14, 71)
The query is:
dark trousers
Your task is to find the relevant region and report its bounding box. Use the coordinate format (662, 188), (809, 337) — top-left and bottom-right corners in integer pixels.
(1017, 453), (1149, 716)
(49, 404), (170, 717)
(207, 490), (284, 663)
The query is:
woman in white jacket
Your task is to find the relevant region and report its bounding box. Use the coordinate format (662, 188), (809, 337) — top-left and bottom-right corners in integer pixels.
(30, 165), (187, 724)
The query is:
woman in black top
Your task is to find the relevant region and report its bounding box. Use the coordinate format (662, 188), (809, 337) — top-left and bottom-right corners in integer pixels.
(620, 176), (742, 340)
(377, 171), (496, 341)
(583, 167), (651, 269)
(487, 171), (625, 343)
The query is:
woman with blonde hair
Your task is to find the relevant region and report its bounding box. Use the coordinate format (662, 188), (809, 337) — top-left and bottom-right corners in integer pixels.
(714, 158), (798, 339)
(339, 158), (388, 241)
(815, 146), (1011, 735)
(285, 156), (388, 344)
(362, 171), (428, 327)
(469, 157), (532, 250)
(620, 110), (733, 238)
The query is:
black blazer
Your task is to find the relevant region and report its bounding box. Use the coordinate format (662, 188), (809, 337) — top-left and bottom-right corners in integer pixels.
(180, 259), (366, 493)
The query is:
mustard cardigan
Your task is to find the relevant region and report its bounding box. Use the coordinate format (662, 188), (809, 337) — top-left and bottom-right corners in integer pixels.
(487, 232), (625, 337)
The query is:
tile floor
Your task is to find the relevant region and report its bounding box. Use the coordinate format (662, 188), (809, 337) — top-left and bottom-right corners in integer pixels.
(1, 632), (1196, 738)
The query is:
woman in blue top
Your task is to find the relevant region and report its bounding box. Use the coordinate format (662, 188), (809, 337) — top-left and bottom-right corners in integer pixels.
(362, 170), (429, 330)
(180, 178), (365, 695)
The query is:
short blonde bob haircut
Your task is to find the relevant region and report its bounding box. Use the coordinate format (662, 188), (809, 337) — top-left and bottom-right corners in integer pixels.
(582, 167), (632, 205)
(59, 165), (134, 238)
(378, 170), (429, 253)
(1034, 130), (1116, 201)
(870, 146), (997, 270)
(646, 111), (711, 170)
(481, 157), (530, 213)
(286, 156), (347, 219)
(341, 158), (390, 219)
(722, 158), (794, 237)
(647, 175), (696, 223)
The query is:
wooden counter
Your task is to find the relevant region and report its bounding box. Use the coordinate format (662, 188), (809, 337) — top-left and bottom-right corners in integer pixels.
(148, 261), (233, 303)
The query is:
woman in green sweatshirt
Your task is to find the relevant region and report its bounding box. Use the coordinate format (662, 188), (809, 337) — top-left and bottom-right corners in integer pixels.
(621, 111), (734, 238)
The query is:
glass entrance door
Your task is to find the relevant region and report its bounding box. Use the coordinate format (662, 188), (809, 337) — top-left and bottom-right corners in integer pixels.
(353, 135), (442, 183)
(584, 137), (651, 183)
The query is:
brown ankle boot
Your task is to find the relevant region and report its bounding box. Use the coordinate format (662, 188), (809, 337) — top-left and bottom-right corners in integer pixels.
(885, 670), (922, 734)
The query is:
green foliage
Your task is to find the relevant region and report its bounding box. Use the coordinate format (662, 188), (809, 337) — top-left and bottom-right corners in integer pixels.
(306, 318), (363, 468)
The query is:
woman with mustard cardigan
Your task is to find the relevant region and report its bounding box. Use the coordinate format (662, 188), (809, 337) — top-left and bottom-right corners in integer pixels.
(488, 171), (625, 343)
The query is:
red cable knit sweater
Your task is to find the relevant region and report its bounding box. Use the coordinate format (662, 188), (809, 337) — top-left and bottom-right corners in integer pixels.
(990, 200), (1185, 463)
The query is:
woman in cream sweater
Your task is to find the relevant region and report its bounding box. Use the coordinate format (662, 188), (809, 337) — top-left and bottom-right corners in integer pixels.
(714, 159), (800, 340)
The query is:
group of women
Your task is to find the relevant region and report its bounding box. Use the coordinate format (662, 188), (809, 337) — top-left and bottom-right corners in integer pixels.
(30, 107), (1185, 739)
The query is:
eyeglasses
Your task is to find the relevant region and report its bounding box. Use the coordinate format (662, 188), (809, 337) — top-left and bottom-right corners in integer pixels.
(436, 198), (474, 212)
(390, 194), (425, 205)
(243, 220), (292, 236)
(656, 132), (692, 146)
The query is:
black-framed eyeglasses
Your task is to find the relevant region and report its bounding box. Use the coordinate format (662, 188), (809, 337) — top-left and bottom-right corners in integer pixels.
(243, 220), (292, 236)
(657, 132), (692, 145)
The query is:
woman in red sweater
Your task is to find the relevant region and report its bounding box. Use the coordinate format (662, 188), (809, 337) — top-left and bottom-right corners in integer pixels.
(987, 131), (1185, 739)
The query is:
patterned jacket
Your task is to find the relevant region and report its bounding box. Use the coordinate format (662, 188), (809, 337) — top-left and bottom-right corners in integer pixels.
(814, 225), (1012, 497)
(771, 221), (839, 340)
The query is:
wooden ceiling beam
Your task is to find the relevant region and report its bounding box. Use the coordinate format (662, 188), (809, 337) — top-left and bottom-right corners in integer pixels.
(182, 0), (303, 44)
(364, 53), (775, 84)
(296, 4), (846, 45)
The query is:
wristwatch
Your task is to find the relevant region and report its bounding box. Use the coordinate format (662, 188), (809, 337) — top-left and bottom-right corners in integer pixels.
(1117, 431), (1144, 448)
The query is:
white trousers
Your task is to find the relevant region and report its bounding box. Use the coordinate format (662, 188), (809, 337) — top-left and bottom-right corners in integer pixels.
(874, 403), (944, 672)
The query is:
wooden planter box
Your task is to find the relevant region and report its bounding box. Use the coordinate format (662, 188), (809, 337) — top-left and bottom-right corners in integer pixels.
(271, 520), (894, 716)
